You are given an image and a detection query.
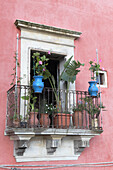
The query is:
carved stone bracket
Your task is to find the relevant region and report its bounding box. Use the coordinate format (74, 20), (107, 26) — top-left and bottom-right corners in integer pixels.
(5, 128), (102, 162)
(46, 135), (65, 155)
(74, 136), (92, 158)
(14, 140), (28, 156)
(10, 134), (35, 157)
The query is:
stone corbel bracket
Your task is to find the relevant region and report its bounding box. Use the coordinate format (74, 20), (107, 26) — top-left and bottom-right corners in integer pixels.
(10, 134), (35, 157)
(74, 136), (93, 158)
(46, 135), (65, 155)
(5, 128), (103, 162)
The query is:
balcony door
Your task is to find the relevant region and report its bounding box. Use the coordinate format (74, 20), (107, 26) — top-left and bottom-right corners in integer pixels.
(30, 50), (64, 89)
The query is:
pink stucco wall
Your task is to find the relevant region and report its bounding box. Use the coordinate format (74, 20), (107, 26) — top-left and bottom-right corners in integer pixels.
(0, 0), (113, 169)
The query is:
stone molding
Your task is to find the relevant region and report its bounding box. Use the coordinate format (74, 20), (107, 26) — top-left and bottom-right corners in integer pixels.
(15, 20), (82, 39)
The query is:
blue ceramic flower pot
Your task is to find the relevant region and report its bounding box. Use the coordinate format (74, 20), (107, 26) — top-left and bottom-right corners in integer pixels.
(33, 76), (44, 93)
(88, 81), (98, 97)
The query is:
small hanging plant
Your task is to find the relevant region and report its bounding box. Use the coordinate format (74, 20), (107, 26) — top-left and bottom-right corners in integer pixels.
(32, 52), (50, 93)
(88, 57), (104, 96)
(32, 52), (50, 80)
(89, 59), (101, 80)
(89, 58), (105, 81)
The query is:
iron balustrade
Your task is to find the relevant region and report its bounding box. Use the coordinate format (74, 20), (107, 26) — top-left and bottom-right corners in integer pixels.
(6, 85), (103, 130)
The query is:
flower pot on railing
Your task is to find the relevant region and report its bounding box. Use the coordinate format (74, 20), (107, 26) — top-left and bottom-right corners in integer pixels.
(32, 75), (44, 93)
(32, 52), (50, 93)
(88, 81), (98, 97)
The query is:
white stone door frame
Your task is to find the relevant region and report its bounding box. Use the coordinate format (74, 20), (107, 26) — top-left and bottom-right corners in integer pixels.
(15, 19), (82, 91)
(15, 20), (82, 116)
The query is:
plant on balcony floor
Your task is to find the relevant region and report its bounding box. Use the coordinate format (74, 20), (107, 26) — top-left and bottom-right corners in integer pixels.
(54, 111), (71, 128)
(49, 56), (84, 109)
(72, 101), (84, 128)
(21, 89), (39, 127)
(38, 100), (53, 128)
(83, 96), (105, 128)
(32, 52), (50, 93)
(13, 112), (20, 128)
(48, 56), (84, 128)
(45, 103), (57, 127)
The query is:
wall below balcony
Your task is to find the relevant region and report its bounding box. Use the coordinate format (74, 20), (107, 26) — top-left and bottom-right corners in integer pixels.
(0, 0), (113, 169)
(7, 129), (101, 162)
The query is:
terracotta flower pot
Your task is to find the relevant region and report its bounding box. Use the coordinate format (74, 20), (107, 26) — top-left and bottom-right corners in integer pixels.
(39, 113), (50, 128)
(30, 112), (38, 127)
(54, 113), (71, 128)
(72, 111), (82, 128)
(13, 119), (20, 128)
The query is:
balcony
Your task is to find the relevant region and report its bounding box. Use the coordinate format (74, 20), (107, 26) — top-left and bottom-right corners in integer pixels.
(6, 85), (103, 131)
(5, 85), (103, 162)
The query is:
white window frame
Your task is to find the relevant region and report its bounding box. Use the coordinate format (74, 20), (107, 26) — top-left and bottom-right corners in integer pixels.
(94, 70), (107, 88)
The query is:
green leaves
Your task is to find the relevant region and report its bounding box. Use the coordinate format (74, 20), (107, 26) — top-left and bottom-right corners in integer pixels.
(63, 56), (73, 68)
(41, 55), (49, 62)
(48, 56), (84, 108)
(32, 52), (40, 58)
(61, 58), (84, 84)
(10, 55), (21, 86)
(21, 95), (29, 100)
(21, 90), (38, 112)
(32, 52), (50, 78)
(89, 61), (93, 65)
(43, 69), (51, 80)
(89, 60), (100, 80)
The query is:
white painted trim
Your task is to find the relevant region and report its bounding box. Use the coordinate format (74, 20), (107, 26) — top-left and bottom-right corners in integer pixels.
(15, 20), (82, 39)
(20, 36), (75, 48)
(19, 25), (76, 91)
(16, 156), (79, 162)
(94, 70), (107, 88)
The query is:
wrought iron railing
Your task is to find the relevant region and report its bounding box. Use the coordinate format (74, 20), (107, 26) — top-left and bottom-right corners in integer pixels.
(6, 85), (103, 130)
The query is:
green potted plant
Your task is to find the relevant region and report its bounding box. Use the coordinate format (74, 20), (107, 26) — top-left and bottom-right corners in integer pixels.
(13, 112), (20, 128)
(42, 103), (57, 128)
(83, 96), (105, 128)
(41, 103), (57, 127)
(54, 111), (71, 128)
(32, 52), (50, 93)
(21, 89), (39, 127)
(19, 115), (29, 128)
(88, 59), (102, 96)
(29, 97), (39, 127)
(72, 102), (84, 128)
(49, 56), (84, 108)
(38, 100), (51, 128)
(48, 56), (84, 128)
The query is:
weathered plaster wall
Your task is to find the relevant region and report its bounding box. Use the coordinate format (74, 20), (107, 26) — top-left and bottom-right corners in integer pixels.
(0, 0), (113, 169)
